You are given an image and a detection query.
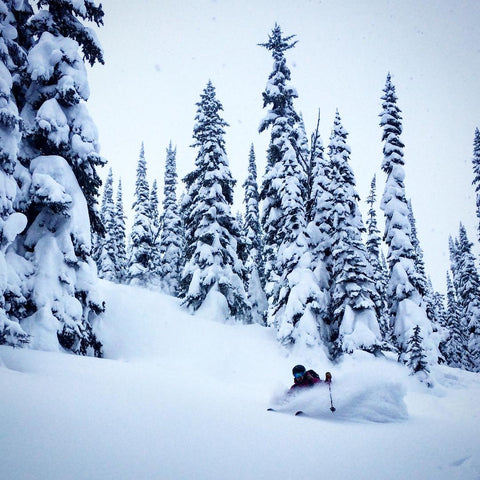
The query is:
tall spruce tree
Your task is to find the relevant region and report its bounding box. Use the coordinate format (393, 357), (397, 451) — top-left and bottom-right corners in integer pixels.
(366, 176), (381, 266)
(306, 113), (333, 290)
(242, 144), (267, 325)
(448, 235), (461, 294)
(259, 25), (324, 347)
(305, 115), (333, 345)
(159, 142), (184, 296)
(258, 23), (300, 295)
(114, 178), (127, 283)
(407, 200), (443, 324)
(328, 111), (381, 355)
(431, 287), (447, 328)
(453, 224), (480, 371)
(365, 175), (390, 343)
(472, 128), (480, 243)
(379, 73), (437, 365)
(440, 272), (471, 369)
(407, 200), (428, 294)
(180, 81), (249, 322)
(148, 179), (162, 286)
(150, 179), (160, 237)
(0, 0), (30, 346)
(97, 168), (116, 281)
(127, 143), (154, 286)
(295, 113), (310, 194)
(305, 111), (322, 221)
(12, 0), (105, 355)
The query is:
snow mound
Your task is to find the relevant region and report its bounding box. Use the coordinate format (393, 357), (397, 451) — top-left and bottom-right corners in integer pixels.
(270, 351), (409, 423)
(328, 380), (407, 422)
(270, 378), (407, 423)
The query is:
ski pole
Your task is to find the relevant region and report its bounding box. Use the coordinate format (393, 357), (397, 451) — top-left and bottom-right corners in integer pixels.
(328, 382), (336, 412)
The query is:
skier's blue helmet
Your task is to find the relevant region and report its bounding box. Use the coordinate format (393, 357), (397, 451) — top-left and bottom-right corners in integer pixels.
(292, 365), (306, 377)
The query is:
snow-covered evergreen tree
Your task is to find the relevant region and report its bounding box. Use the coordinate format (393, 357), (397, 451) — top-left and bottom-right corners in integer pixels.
(0, 0), (30, 346)
(406, 199), (441, 325)
(407, 200), (447, 352)
(21, 0), (105, 234)
(150, 179), (160, 237)
(431, 287), (447, 327)
(180, 81), (249, 322)
(113, 178), (127, 283)
(407, 200), (428, 294)
(472, 128), (480, 243)
(366, 176), (381, 266)
(242, 144), (267, 325)
(259, 24), (324, 347)
(258, 23), (300, 296)
(2, 1), (32, 116)
(453, 224), (480, 371)
(158, 142), (184, 296)
(304, 115), (335, 348)
(428, 278), (448, 332)
(127, 143), (154, 287)
(294, 112), (310, 194)
(406, 325), (430, 382)
(379, 73), (437, 365)
(12, 0), (105, 355)
(365, 174), (390, 342)
(148, 179), (162, 285)
(96, 168), (116, 281)
(328, 111), (381, 355)
(440, 272), (471, 369)
(306, 114), (333, 293)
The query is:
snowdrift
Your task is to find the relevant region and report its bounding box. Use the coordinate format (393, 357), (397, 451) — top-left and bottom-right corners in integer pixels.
(271, 371), (408, 423)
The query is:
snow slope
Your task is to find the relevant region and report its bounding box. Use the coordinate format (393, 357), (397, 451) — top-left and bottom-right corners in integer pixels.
(1, 280), (479, 480)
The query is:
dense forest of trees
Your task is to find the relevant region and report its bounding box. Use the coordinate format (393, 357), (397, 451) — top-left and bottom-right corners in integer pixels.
(0, 13), (478, 377)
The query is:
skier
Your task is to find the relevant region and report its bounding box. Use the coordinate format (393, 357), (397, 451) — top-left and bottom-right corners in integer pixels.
(290, 365), (332, 392)
(267, 365), (336, 414)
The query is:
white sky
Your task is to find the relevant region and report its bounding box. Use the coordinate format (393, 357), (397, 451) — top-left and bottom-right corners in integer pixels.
(87, 0), (480, 293)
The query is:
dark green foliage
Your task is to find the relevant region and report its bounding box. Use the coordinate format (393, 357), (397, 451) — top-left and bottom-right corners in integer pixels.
(406, 325), (429, 374)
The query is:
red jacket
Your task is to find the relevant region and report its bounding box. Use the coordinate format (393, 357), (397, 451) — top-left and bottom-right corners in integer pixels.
(290, 370), (326, 391)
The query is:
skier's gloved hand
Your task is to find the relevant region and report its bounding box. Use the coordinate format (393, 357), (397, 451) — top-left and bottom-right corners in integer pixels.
(325, 371), (332, 383)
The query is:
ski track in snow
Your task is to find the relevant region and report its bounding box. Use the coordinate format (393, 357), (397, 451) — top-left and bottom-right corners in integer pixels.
(1, 280), (479, 480)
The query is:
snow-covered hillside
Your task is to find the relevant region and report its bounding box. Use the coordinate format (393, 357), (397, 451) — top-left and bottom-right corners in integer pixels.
(1, 280), (479, 480)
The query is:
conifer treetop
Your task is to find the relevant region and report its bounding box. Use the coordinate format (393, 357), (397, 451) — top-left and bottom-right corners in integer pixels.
(163, 141), (178, 210)
(380, 73), (405, 173)
(133, 142), (149, 205)
(328, 110), (357, 203)
(192, 80), (228, 150)
(472, 127), (480, 190)
(243, 143), (262, 256)
(258, 24), (299, 134)
(366, 174), (381, 262)
(258, 23), (297, 62)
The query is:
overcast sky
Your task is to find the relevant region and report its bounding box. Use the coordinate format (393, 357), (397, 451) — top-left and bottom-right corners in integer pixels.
(87, 0), (480, 293)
